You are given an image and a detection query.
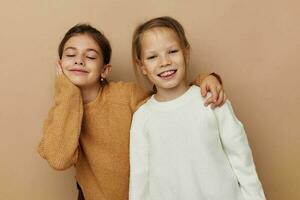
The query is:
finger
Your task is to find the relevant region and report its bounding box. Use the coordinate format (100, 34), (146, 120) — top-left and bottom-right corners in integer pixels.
(210, 85), (218, 103)
(200, 83), (207, 97)
(56, 61), (63, 75)
(214, 90), (224, 107)
(210, 86), (223, 109)
(55, 62), (60, 75)
(204, 96), (214, 107)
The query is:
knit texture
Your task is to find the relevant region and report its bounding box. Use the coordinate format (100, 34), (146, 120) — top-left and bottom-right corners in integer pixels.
(129, 86), (265, 200)
(38, 73), (209, 200)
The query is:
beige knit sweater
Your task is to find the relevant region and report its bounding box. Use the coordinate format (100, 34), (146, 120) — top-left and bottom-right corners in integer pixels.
(38, 74), (208, 200)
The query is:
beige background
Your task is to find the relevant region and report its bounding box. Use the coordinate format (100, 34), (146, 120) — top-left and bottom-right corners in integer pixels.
(0, 0), (299, 199)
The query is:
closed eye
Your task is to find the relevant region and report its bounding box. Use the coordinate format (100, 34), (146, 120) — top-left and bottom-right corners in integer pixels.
(86, 56), (96, 60)
(147, 55), (157, 60)
(66, 54), (75, 57)
(169, 49), (179, 54)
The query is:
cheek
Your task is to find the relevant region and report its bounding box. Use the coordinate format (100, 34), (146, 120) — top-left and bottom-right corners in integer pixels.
(174, 53), (185, 63)
(142, 65), (153, 76)
(143, 60), (156, 71)
(60, 58), (73, 69)
(90, 61), (103, 74)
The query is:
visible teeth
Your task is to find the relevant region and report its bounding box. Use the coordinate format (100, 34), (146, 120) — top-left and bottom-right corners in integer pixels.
(159, 70), (175, 77)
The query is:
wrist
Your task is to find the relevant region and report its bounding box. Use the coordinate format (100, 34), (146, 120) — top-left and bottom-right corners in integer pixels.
(209, 72), (223, 85)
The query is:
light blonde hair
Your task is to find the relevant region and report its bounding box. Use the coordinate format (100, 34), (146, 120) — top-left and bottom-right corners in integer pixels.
(132, 16), (190, 88)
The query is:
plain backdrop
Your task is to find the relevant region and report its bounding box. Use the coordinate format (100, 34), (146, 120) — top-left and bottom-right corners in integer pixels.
(0, 0), (299, 199)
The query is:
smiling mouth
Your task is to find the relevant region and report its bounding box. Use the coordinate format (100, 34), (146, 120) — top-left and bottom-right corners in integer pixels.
(69, 69), (88, 73)
(158, 70), (177, 78)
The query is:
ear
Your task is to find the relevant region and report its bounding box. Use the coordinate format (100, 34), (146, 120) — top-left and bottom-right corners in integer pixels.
(136, 59), (148, 75)
(101, 64), (112, 79)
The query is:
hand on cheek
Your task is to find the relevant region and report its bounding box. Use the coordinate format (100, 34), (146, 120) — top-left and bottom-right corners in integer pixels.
(56, 61), (64, 76)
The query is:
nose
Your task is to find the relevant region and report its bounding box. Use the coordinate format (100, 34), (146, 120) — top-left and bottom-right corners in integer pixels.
(74, 56), (84, 66)
(160, 54), (171, 67)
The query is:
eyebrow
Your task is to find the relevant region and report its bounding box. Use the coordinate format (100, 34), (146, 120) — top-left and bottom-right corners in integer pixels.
(64, 47), (100, 55)
(145, 48), (176, 53)
(144, 44), (180, 54)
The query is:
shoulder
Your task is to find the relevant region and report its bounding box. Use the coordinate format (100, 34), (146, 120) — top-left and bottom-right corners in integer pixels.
(189, 86), (237, 121)
(103, 81), (141, 104)
(107, 81), (148, 97)
(189, 85), (209, 107)
(106, 81), (136, 93)
(131, 98), (153, 128)
(213, 100), (234, 116)
(133, 98), (152, 119)
(213, 100), (243, 127)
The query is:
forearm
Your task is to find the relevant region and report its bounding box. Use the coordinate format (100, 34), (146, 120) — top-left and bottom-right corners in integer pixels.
(216, 101), (266, 199)
(130, 83), (152, 112)
(225, 135), (265, 200)
(224, 128), (265, 200)
(192, 72), (222, 86)
(38, 75), (83, 170)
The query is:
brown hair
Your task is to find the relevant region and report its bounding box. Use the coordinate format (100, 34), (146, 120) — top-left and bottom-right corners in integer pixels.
(58, 24), (111, 65)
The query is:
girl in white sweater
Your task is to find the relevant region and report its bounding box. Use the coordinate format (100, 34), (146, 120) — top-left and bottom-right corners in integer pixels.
(129, 16), (266, 200)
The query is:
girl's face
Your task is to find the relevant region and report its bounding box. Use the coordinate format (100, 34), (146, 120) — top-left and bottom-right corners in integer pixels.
(139, 27), (188, 93)
(60, 34), (108, 88)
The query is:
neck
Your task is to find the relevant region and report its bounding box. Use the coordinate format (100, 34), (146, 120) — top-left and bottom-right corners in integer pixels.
(154, 81), (190, 102)
(80, 83), (101, 104)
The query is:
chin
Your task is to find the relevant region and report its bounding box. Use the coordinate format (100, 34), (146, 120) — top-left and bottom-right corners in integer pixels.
(72, 78), (101, 89)
(157, 83), (179, 90)
(67, 77), (87, 87)
(163, 79), (182, 87)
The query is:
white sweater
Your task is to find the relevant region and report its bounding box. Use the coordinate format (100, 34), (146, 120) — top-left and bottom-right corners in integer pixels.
(129, 86), (265, 200)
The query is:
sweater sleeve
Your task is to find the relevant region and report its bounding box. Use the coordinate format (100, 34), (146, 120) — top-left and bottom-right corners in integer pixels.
(129, 111), (150, 200)
(37, 75), (83, 170)
(191, 73), (210, 86)
(214, 101), (266, 200)
(129, 83), (152, 112)
(129, 73), (216, 112)
(192, 72), (223, 87)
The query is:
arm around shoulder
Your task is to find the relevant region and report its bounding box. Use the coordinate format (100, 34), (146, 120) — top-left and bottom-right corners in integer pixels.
(192, 72), (223, 87)
(129, 83), (152, 113)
